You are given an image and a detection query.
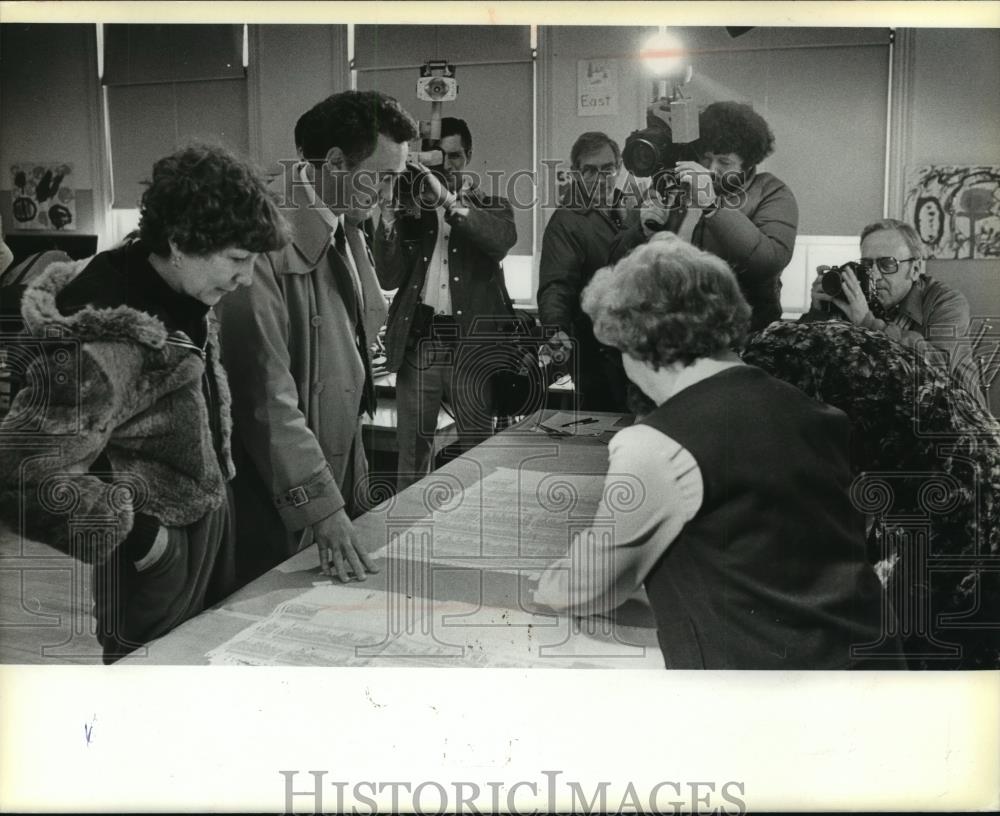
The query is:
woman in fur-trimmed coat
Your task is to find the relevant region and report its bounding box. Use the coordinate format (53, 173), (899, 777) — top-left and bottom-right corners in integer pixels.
(0, 145), (288, 662)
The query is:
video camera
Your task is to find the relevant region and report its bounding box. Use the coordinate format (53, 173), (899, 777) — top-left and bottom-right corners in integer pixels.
(416, 61), (458, 104)
(395, 61), (457, 215)
(622, 74), (700, 202)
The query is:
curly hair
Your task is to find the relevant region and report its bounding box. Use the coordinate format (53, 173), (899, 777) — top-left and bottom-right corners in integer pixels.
(296, 90), (418, 169)
(697, 101), (775, 169)
(138, 143), (289, 258)
(582, 233), (751, 368)
(743, 320), (1000, 669)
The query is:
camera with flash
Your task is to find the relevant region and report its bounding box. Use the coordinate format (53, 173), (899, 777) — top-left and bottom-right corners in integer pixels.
(396, 61), (459, 213)
(622, 69), (700, 197)
(416, 60), (458, 102)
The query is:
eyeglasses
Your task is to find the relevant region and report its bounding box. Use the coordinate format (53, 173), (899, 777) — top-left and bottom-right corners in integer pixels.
(577, 163), (620, 181)
(859, 256), (918, 275)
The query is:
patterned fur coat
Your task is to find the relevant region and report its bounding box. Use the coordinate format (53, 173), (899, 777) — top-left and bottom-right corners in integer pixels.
(0, 259), (234, 564)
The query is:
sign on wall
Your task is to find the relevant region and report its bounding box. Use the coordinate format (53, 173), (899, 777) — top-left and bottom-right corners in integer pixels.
(8, 162), (77, 231)
(904, 165), (1000, 259)
(577, 58), (619, 117)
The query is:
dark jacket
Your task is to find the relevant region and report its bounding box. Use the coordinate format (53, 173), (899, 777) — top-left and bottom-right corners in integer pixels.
(641, 365), (899, 669)
(537, 203), (629, 411)
(537, 204), (623, 335)
(372, 188), (517, 372)
(0, 255), (234, 564)
(611, 171), (799, 331)
(799, 274), (986, 407)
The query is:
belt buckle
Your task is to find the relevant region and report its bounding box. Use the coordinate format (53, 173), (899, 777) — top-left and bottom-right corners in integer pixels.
(288, 486), (309, 507)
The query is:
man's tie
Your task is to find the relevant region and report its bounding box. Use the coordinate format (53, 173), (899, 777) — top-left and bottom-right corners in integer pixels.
(334, 222), (347, 256)
(610, 188), (625, 230)
(329, 227), (376, 418)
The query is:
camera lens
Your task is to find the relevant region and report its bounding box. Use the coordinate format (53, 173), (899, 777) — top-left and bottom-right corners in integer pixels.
(426, 78), (448, 99)
(623, 139), (659, 177)
(821, 267), (845, 298)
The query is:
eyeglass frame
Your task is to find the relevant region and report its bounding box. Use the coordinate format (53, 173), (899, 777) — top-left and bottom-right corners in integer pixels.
(858, 256), (919, 276)
(575, 161), (621, 181)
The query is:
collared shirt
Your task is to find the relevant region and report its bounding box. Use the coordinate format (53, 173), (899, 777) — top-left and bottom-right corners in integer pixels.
(859, 274), (973, 374)
(296, 163), (364, 304)
(384, 176), (475, 316)
(878, 275), (966, 337)
(421, 207), (453, 315)
(531, 357), (746, 616)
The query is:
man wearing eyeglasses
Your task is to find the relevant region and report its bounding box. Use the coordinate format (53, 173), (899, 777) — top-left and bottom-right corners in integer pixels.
(537, 131), (630, 412)
(804, 218), (979, 396)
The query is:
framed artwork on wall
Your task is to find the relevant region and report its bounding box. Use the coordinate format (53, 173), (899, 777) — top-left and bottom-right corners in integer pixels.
(8, 162), (77, 231)
(904, 165), (1000, 260)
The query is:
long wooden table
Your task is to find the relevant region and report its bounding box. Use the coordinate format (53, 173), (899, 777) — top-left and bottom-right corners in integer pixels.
(124, 410), (662, 667)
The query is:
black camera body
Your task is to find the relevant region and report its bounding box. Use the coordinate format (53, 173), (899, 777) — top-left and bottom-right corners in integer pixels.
(821, 261), (885, 319)
(622, 96), (700, 197)
(396, 61), (457, 217)
(395, 160), (447, 218)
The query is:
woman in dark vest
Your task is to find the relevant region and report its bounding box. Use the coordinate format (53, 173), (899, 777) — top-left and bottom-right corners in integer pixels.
(532, 232), (902, 669)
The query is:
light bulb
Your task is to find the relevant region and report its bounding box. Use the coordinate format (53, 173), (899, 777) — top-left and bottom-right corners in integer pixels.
(639, 30), (686, 79)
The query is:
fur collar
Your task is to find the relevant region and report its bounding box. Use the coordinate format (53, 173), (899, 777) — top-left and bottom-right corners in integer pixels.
(20, 257), (236, 480)
(20, 259), (170, 349)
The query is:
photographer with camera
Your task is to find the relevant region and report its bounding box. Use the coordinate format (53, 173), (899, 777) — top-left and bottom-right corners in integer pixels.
(536, 131), (631, 412)
(800, 218), (983, 401)
(611, 101), (798, 332)
(373, 117), (517, 491)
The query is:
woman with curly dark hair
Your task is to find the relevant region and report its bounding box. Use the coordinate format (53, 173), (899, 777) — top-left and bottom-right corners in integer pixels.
(532, 233), (901, 669)
(0, 143), (290, 662)
(611, 100), (798, 332)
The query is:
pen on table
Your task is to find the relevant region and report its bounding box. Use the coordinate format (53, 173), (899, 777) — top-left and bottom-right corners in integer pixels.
(560, 417), (599, 428)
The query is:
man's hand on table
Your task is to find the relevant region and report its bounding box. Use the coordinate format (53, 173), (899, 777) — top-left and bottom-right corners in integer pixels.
(312, 508), (381, 582)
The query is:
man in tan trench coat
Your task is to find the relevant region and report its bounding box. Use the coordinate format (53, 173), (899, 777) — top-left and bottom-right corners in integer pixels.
(217, 91), (417, 583)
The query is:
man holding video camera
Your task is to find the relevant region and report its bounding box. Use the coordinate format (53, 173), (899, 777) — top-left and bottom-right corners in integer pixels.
(611, 101), (799, 332)
(373, 117), (517, 490)
(801, 218), (983, 402)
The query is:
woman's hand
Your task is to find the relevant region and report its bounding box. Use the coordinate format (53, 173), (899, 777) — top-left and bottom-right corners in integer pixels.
(640, 189), (671, 238)
(674, 160), (718, 209)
